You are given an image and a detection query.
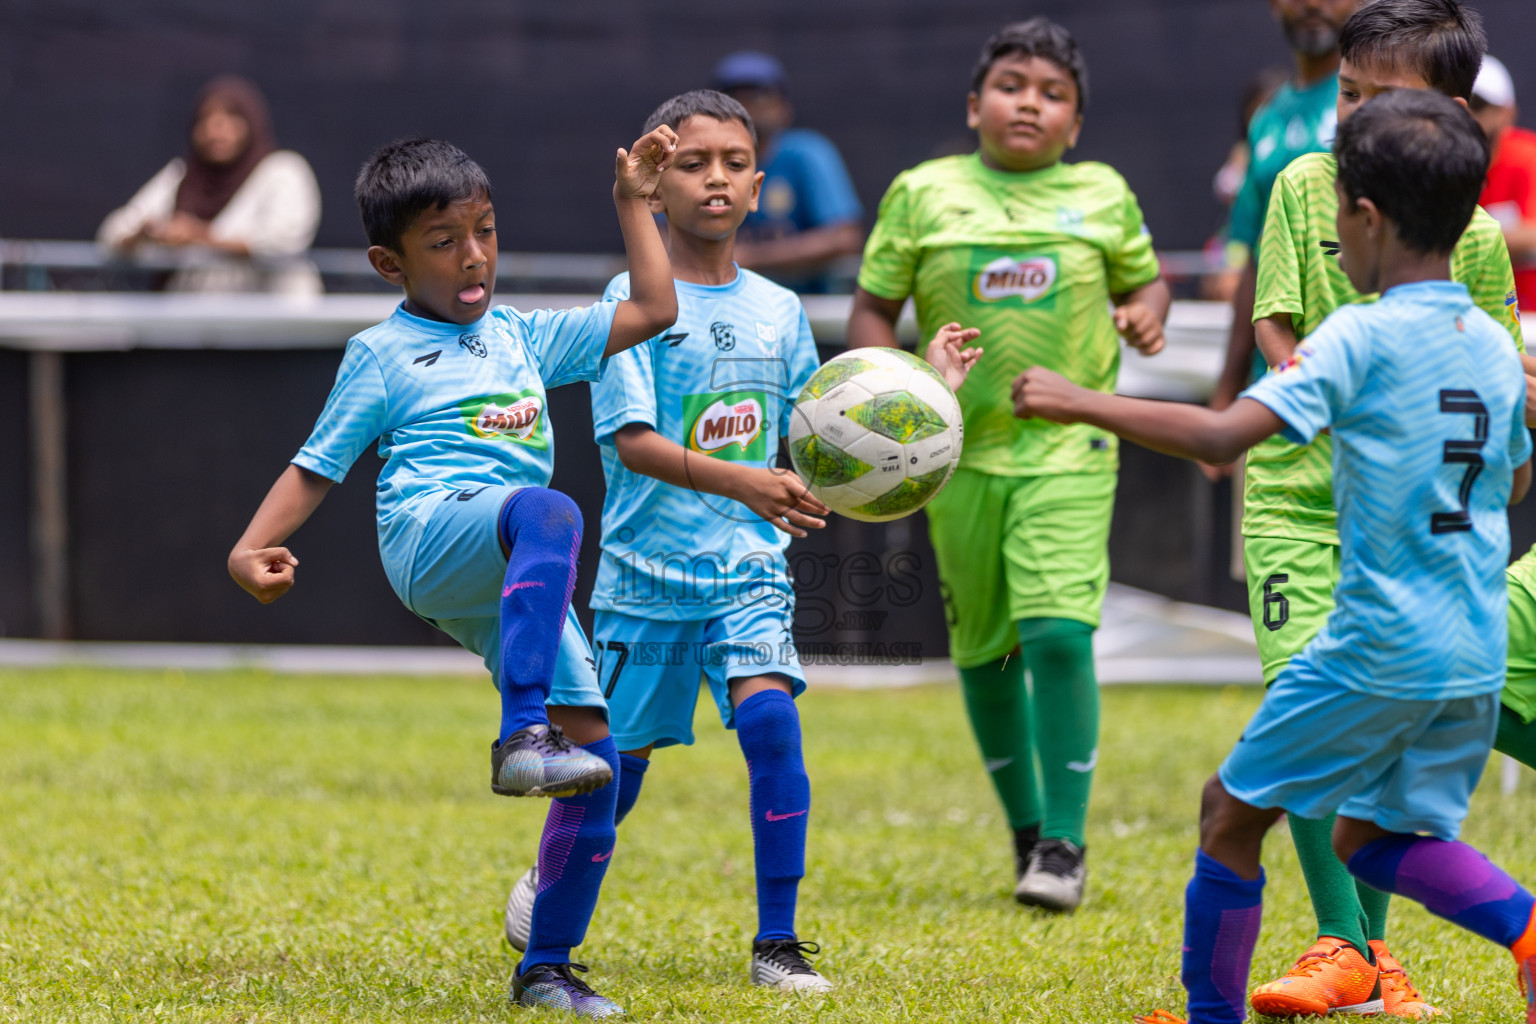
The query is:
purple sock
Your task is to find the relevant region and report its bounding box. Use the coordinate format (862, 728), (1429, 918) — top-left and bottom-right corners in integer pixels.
(1347, 835), (1536, 947)
(737, 689), (809, 943)
(613, 752), (649, 826)
(521, 737), (619, 971)
(1182, 849), (1265, 1024)
(497, 488), (582, 742)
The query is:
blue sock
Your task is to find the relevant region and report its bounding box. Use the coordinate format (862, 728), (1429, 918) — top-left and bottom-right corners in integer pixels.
(1347, 834), (1536, 947)
(736, 689), (809, 943)
(497, 488), (582, 742)
(1182, 849), (1265, 1024)
(614, 753), (649, 826)
(521, 736), (619, 971)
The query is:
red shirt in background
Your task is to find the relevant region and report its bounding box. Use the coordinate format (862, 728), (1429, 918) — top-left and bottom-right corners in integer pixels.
(1481, 125), (1536, 312)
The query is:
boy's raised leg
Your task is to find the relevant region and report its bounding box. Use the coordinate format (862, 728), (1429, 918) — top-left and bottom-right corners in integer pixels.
(491, 488), (613, 798)
(1343, 828), (1536, 1023)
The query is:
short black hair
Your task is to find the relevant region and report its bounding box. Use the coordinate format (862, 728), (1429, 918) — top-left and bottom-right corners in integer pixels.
(1334, 88), (1489, 255)
(970, 18), (1088, 111)
(1339, 0), (1486, 101)
(354, 137), (493, 250)
(643, 89), (756, 144)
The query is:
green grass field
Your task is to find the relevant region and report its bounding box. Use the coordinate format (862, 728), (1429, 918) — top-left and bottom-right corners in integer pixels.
(1, 667), (1531, 1022)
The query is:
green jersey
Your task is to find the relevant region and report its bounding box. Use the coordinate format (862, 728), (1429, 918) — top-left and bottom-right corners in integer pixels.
(1246, 151), (1524, 543)
(858, 154), (1160, 477)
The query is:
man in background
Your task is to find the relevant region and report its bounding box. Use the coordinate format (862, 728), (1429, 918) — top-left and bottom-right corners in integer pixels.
(1206, 0), (1359, 417)
(715, 51), (864, 291)
(1473, 54), (1536, 312)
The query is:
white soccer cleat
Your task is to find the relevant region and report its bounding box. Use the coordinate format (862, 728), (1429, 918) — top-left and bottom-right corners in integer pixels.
(504, 864), (537, 951)
(1013, 838), (1086, 912)
(750, 939), (834, 992)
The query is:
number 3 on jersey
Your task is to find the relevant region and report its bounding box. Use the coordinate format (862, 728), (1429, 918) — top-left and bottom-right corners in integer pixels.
(1432, 389), (1487, 535)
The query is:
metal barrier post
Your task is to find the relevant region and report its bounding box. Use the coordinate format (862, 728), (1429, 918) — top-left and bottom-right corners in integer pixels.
(29, 350), (70, 639)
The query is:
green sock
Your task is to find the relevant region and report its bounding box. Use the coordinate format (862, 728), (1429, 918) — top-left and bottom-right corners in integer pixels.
(958, 655), (1041, 830)
(1286, 811), (1371, 951)
(1496, 701), (1536, 769)
(1017, 618), (1097, 847)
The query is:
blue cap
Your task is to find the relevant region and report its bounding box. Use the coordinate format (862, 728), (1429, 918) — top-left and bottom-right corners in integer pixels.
(714, 51), (787, 93)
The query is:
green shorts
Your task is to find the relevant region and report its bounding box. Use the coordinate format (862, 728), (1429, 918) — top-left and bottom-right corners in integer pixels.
(926, 468), (1114, 669)
(1504, 565), (1536, 724)
(1243, 535), (1340, 686)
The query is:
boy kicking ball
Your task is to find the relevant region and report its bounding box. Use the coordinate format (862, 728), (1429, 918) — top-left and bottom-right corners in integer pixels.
(228, 132), (678, 1017)
(1014, 89), (1536, 1024)
(503, 90), (838, 991)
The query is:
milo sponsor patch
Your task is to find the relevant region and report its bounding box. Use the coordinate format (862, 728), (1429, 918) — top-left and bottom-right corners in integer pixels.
(461, 390), (548, 448)
(970, 250), (1059, 307)
(683, 390), (768, 461)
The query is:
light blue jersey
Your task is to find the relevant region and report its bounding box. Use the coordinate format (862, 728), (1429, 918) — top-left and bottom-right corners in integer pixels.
(1242, 280), (1531, 700)
(590, 268), (819, 621)
(294, 300), (615, 526)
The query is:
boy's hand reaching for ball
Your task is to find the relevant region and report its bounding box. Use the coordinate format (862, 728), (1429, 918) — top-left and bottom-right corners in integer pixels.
(615, 125), (679, 200)
(1115, 301), (1165, 356)
(1011, 366), (1089, 423)
(924, 322), (983, 392)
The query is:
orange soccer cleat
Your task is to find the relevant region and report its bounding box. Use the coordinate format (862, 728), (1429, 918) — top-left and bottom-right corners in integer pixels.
(1249, 937), (1383, 1017)
(1368, 940), (1441, 1018)
(1132, 1011), (1187, 1024)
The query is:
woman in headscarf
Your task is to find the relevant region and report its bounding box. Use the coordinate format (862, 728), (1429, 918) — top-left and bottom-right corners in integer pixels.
(98, 75), (322, 295)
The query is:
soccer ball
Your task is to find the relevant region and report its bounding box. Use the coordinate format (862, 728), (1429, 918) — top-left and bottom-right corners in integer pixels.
(787, 348), (963, 523)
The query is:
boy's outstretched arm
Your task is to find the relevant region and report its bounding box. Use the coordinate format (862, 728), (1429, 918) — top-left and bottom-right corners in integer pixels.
(1012, 366), (1285, 466)
(228, 464), (333, 603)
(1112, 277), (1172, 356)
(613, 424), (829, 538)
(846, 287), (903, 348)
(1514, 459), (1532, 507)
(608, 125), (681, 356)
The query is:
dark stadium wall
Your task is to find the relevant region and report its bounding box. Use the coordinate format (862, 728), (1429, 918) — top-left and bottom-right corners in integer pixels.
(3, 0), (1534, 252)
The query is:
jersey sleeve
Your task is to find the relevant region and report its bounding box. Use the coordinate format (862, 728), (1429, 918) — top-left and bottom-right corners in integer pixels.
(1253, 167), (1308, 323)
(1105, 179), (1161, 296)
(292, 340), (391, 483)
(1239, 310), (1367, 445)
(856, 172), (918, 302)
(791, 131), (863, 226)
(515, 302), (619, 388)
(782, 304), (821, 436)
(1463, 219), (1525, 352)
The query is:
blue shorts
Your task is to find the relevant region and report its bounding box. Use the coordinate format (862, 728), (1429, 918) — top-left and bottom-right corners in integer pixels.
(593, 595), (806, 750)
(378, 485), (604, 713)
(1219, 661), (1499, 840)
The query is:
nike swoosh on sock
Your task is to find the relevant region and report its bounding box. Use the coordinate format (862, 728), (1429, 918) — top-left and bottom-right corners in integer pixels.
(502, 581), (545, 598)
(591, 850), (613, 862)
(1066, 749), (1098, 773)
(765, 809), (808, 821)
(985, 756), (1014, 772)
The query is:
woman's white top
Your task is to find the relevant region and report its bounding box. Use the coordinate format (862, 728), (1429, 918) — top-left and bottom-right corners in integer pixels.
(97, 150), (323, 295)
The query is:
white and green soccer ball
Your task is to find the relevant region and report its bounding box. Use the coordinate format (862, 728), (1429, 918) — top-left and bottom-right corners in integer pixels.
(788, 348), (963, 523)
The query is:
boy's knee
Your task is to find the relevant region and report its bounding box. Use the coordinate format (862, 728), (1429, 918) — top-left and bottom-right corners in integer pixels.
(1331, 815), (1389, 866)
(503, 487), (583, 545)
(1197, 774), (1265, 847)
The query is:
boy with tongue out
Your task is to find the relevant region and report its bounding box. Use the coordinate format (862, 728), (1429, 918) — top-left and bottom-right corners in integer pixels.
(227, 132), (678, 1016)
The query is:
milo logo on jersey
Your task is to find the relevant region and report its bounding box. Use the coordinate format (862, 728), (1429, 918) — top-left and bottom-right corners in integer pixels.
(461, 390), (549, 449)
(683, 390), (768, 461)
(970, 251), (1059, 308)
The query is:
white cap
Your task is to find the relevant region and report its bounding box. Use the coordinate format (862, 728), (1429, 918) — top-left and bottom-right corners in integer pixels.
(1474, 54), (1516, 108)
